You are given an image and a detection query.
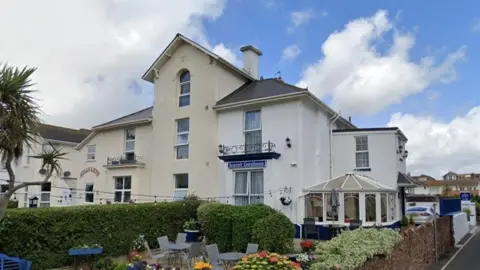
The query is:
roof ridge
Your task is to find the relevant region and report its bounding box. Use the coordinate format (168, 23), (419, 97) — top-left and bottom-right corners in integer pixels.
(38, 123), (90, 133)
(93, 106), (153, 128)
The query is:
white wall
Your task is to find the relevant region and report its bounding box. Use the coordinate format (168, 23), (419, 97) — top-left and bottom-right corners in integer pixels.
(217, 98), (333, 224)
(151, 43), (247, 199)
(332, 131), (403, 188)
(452, 212), (469, 245)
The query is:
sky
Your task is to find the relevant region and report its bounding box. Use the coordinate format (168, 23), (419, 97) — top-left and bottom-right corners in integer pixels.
(0, 0), (479, 178)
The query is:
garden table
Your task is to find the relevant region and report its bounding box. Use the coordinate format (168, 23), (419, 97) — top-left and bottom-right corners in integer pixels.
(218, 252), (245, 267)
(68, 247), (103, 270)
(166, 243), (190, 267)
(327, 224), (346, 238)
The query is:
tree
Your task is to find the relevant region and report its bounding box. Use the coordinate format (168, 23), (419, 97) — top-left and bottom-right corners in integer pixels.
(0, 64), (66, 221)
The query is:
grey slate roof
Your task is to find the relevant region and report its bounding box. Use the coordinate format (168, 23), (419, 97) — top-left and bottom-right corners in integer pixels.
(37, 124), (91, 144)
(216, 78), (307, 106)
(93, 107), (153, 129)
(397, 172), (418, 187)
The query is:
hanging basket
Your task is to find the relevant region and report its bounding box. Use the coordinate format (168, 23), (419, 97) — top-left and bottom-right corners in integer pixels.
(280, 196), (292, 206)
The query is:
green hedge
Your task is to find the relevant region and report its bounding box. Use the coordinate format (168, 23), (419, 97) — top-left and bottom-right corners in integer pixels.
(231, 204), (276, 251)
(197, 202), (235, 252)
(0, 202), (191, 269)
(252, 212), (295, 254)
(198, 203), (294, 253)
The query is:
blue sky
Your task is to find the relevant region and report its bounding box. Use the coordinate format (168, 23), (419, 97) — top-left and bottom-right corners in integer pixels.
(204, 0), (478, 128)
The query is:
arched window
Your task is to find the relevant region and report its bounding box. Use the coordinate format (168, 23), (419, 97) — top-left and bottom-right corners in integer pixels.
(179, 70), (190, 107)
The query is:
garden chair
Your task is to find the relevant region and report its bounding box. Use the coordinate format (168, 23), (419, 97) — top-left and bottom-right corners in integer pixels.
(245, 243), (258, 255)
(348, 219), (363, 230)
(176, 233), (188, 244)
(206, 244), (223, 268)
(144, 240), (169, 263)
(179, 242), (203, 269)
(157, 236), (170, 252)
(303, 218), (320, 240)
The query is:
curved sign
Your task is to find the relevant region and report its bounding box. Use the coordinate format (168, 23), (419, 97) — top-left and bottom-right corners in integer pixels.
(80, 167), (100, 178)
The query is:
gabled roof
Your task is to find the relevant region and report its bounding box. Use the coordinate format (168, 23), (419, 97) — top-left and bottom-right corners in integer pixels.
(216, 78), (307, 106)
(142, 33), (255, 83)
(37, 124), (91, 144)
(303, 173), (396, 192)
(423, 179), (479, 187)
(92, 107), (153, 130)
(397, 172), (418, 187)
(76, 107), (153, 150)
(214, 78), (356, 129)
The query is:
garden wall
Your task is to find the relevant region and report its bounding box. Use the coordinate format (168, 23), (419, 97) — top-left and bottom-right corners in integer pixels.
(358, 217), (453, 270)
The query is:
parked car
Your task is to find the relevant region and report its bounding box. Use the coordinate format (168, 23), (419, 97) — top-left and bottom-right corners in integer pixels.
(406, 206), (437, 224)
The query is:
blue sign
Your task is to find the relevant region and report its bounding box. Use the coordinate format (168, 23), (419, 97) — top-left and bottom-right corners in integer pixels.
(228, 160), (266, 169)
(460, 192), (471, 201)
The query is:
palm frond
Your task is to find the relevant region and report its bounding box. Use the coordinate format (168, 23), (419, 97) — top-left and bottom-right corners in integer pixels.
(30, 142), (68, 176)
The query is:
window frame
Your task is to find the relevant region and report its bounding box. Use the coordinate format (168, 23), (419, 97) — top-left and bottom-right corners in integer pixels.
(175, 118), (190, 159)
(87, 145), (96, 161)
(233, 170), (264, 206)
(85, 183), (95, 203)
(114, 176), (132, 203)
(124, 129), (136, 160)
(355, 136), (369, 169)
(244, 110), (262, 153)
(173, 174), (189, 201)
(179, 70), (191, 107)
(40, 182), (51, 208)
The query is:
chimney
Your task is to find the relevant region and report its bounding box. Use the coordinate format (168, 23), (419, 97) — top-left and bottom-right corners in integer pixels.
(348, 116), (352, 123)
(240, 45), (262, 79)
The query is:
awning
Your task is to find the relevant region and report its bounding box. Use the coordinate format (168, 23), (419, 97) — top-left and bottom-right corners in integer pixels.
(303, 173), (397, 193)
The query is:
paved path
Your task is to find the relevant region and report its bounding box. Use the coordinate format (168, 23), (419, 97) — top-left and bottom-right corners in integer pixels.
(443, 229), (480, 270)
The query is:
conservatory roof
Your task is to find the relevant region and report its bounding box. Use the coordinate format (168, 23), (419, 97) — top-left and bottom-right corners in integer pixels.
(303, 173), (397, 192)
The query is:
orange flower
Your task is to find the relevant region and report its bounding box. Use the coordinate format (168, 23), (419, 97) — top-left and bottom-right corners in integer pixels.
(269, 256), (278, 263)
(258, 251), (268, 258)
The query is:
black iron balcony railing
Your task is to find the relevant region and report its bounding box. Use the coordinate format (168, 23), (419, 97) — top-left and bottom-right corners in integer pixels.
(218, 141), (281, 162)
(106, 154), (144, 167)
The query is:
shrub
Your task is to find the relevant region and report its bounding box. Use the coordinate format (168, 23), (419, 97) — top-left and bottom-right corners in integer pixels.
(311, 228), (403, 270)
(182, 193), (204, 220)
(7, 200), (18, 208)
(252, 211), (295, 254)
(231, 204), (276, 251)
(0, 202), (191, 269)
(234, 251), (300, 269)
(197, 202), (235, 252)
(401, 215), (409, 227)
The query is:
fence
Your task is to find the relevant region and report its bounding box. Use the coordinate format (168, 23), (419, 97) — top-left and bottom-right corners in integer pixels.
(0, 253), (31, 270)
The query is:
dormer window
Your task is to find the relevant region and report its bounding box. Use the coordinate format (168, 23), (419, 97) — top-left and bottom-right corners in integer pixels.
(179, 70), (190, 107)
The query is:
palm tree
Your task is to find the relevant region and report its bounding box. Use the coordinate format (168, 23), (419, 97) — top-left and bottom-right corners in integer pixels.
(0, 64), (66, 221)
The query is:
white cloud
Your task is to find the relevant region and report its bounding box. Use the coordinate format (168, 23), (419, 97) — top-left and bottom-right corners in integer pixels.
(212, 43), (241, 66)
(473, 17), (480, 32)
(0, 0), (234, 128)
(297, 10), (466, 116)
(320, 11), (328, 17)
(281, 45), (301, 62)
(288, 9), (314, 32)
(389, 108), (480, 178)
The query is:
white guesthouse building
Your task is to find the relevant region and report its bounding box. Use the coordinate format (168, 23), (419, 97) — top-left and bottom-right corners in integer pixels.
(9, 33), (416, 239)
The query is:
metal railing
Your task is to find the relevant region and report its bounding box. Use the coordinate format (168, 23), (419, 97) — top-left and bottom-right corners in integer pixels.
(106, 154), (143, 166)
(0, 253), (32, 270)
(218, 141), (276, 156)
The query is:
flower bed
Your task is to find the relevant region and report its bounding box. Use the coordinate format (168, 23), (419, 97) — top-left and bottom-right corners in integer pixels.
(311, 228), (402, 270)
(234, 251), (300, 269)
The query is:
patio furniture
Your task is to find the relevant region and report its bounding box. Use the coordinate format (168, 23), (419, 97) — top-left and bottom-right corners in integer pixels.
(157, 236), (170, 251)
(245, 243), (258, 255)
(68, 247), (103, 270)
(179, 242), (203, 269)
(206, 244), (224, 268)
(348, 219), (363, 230)
(176, 233), (187, 244)
(303, 218), (320, 239)
(166, 243), (190, 267)
(218, 252), (245, 267)
(327, 223), (346, 238)
(143, 240), (169, 263)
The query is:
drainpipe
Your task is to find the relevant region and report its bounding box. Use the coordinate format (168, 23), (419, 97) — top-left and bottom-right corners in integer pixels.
(329, 112), (341, 179)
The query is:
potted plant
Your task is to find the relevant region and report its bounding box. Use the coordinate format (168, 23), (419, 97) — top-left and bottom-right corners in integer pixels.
(299, 240), (315, 254)
(128, 235), (144, 261)
(69, 244), (103, 256)
(184, 218), (200, 242)
(463, 207), (472, 221)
